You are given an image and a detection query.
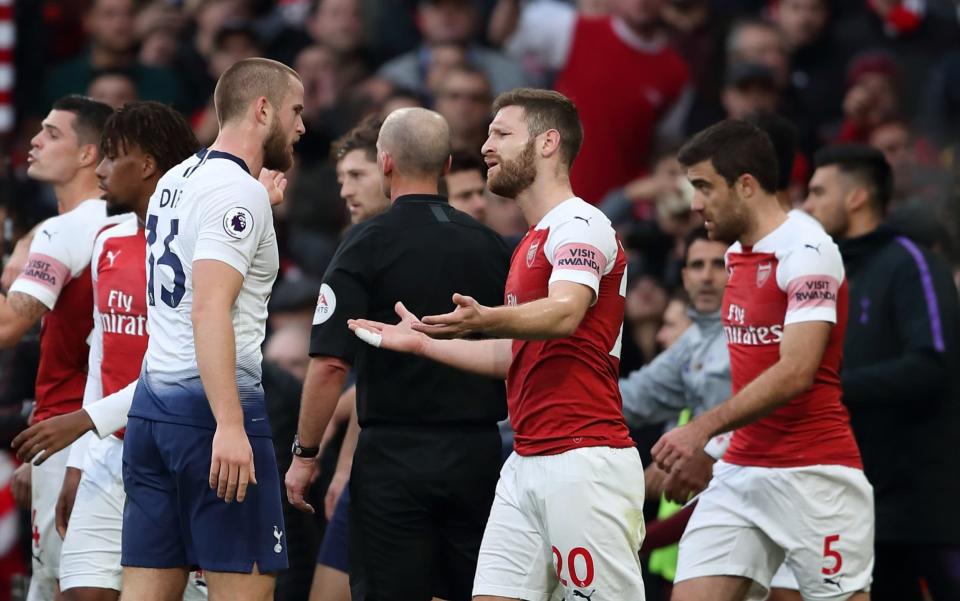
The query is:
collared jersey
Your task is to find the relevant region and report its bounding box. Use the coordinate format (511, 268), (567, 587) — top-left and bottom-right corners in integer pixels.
(86, 215), (149, 438)
(309, 194), (509, 427)
(722, 214), (862, 469)
(505, 197), (634, 456)
(130, 149), (278, 435)
(10, 199), (113, 423)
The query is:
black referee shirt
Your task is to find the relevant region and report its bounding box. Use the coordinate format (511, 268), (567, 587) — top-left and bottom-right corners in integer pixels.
(309, 194), (510, 427)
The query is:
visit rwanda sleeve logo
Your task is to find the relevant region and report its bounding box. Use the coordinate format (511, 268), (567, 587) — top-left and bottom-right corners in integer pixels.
(222, 207), (254, 240)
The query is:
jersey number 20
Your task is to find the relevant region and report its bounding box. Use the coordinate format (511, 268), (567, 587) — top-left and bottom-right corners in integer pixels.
(146, 215), (186, 308)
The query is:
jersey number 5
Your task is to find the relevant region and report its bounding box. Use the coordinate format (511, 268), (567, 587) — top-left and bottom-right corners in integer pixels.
(146, 215), (186, 308)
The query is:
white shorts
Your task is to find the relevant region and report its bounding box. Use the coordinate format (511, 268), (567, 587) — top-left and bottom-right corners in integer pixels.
(26, 445), (69, 601)
(676, 461), (874, 601)
(60, 435), (207, 599)
(473, 446), (646, 601)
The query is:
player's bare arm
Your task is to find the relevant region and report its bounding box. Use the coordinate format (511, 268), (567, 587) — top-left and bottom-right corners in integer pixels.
(193, 259), (257, 504)
(12, 409), (95, 465)
(285, 354), (350, 514)
(653, 320), (832, 473)
(349, 301), (513, 379)
(0, 291), (48, 347)
(416, 280), (593, 340)
(325, 401), (358, 520)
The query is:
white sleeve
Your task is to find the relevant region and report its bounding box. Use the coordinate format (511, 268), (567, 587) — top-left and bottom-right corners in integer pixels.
(192, 179), (271, 276)
(776, 240), (845, 325)
(544, 216), (618, 298)
(67, 312), (104, 469)
(504, 0), (577, 70)
(84, 380), (137, 438)
(8, 217), (82, 310)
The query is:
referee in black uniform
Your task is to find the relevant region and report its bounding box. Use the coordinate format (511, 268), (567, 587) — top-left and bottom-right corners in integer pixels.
(285, 107), (510, 601)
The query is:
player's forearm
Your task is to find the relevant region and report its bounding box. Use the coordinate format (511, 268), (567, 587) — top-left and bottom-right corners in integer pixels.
(482, 297), (584, 340)
(297, 358), (349, 448)
(693, 360), (813, 439)
(421, 338), (512, 380)
(193, 309), (244, 427)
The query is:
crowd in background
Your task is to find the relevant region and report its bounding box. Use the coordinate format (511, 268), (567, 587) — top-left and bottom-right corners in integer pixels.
(0, 0), (959, 599)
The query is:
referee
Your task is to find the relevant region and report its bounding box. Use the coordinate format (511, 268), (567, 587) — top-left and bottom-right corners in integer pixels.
(285, 108), (510, 601)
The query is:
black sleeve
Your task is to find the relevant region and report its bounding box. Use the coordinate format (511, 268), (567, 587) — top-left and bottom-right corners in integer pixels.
(308, 227), (374, 363)
(842, 247), (954, 406)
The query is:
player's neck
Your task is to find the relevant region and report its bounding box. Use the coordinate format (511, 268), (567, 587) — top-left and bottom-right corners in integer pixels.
(210, 127), (264, 177)
(740, 197), (787, 247)
(54, 172), (100, 214)
(389, 177), (439, 202)
(516, 177), (575, 226)
(843, 213), (882, 240)
(775, 191), (792, 212)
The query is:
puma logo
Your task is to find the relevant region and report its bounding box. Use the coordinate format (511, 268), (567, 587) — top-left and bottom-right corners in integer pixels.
(574, 216), (592, 226)
(804, 243), (821, 254)
(273, 526), (284, 554)
(41, 229), (54, 242)
(823, 577), (842, 591)
(572, 590), (595, 600)
(105, 250), (121, 268)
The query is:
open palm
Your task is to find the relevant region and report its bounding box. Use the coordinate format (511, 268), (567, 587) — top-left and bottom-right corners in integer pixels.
(348, 302), (429, 355)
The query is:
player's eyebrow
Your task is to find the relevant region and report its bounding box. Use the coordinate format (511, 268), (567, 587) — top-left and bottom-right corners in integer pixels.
(42, 122), (62, 136)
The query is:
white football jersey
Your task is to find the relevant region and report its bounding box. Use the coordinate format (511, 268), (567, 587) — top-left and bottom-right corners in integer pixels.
(142, 149), (279, 385)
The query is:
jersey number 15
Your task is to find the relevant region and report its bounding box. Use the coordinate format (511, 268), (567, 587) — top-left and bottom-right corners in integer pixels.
(146, 214), (186, 308)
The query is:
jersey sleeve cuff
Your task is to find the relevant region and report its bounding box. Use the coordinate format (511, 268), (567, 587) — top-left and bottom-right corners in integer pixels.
(784, 307), (837, 325)
(548, 270), (600, 298)
(192, 247), (250, 278)
(85, 382), (136, 437)
(7, 281), (56, 310)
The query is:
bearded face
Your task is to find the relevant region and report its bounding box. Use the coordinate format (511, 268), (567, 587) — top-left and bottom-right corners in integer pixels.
(263, 112), (295, 172)
(487, 138), (537, 199)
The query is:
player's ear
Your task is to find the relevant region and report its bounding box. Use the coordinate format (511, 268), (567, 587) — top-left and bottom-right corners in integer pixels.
(77, 143), (99, 169)
(846, 186), (870, 213)
(254, 96), (271, 126)
(141, 153), (158, 180)
(540, 129), (561, 159)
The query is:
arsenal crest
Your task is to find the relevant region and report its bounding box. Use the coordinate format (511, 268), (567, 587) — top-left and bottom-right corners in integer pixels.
(526, 240), (540, 267)
(756, 262), (772, 287)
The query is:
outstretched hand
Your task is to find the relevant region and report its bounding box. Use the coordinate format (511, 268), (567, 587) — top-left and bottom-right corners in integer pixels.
(413, 293), (489, 339)
(348, 302), (429, 354)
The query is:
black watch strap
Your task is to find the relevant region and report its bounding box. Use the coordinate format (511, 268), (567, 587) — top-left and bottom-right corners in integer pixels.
(291, 436), (320, 459)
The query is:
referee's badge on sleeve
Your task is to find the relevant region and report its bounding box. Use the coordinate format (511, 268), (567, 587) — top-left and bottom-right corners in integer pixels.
(313, 283), (336, 325)
(223, 207), (254, 240)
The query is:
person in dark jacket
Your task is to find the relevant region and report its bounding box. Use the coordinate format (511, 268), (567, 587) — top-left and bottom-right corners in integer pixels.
(804, 144), (960, 601)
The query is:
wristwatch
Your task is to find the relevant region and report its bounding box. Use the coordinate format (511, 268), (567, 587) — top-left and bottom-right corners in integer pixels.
(291, 435), (320, 459)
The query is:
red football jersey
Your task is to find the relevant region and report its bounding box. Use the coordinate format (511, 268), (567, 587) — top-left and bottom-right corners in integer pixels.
(722, 215), (862, 469)
(91, 217), (149, 438)
(9, 200), (111, 423)
(505, 198), (634, 456)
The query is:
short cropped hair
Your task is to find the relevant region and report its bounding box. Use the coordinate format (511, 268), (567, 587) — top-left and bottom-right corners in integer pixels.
(51, 95), (114, 146)
(492, 88), (583, 170)
(745, 111), (797, 192)
(101, 101), (200, 174)
(331, 115), (381, 163)
(814, 144), (893, 214)
(677, 119), (779, 194)
(214, 58), (301, 125)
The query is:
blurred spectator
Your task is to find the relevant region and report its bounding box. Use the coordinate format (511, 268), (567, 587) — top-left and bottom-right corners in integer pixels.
(378, 0), (532, 99)
(721, 62), (779, 119)
(919, 49), (960, 147)
(265, 325), (311, 384)
(86, 69), (138, 109)
(442, 150), (488, 222)
(655, 291), (692, 349)
(307, 0), (369, 60)
(869, 119), (946, 206)
(379, 87), (424, 119)
(745, 110), (809, 208)
(192, 20), (265, 144)
(483, 190), (527, 243)
(836, 50), (901, 144)
(624, 273), (669, 371)
(660, 0), (730, 134)
(268, 276), (323, 331)
(726, 17), (790, 87)
(496, 0), (690, 204)
(835, 0), (960, 116)
(423, 42), (469, 99)
(601, 144), (686, 225)
(804, 144), (960, 601)
(769, 0), (847, 153)
(43, 0), (186, 113)
(135, 0), (186, 68)
(434, 65), (493, 154)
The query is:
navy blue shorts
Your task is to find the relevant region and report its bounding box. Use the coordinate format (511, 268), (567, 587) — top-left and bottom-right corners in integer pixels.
(316, 485), (349, 572)
(121, 416), (288, 573)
